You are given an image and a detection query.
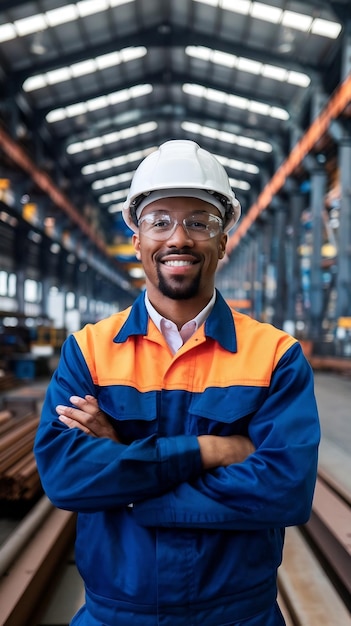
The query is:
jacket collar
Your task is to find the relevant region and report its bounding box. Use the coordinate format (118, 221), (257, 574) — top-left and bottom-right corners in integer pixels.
(114, 289), (237, 353)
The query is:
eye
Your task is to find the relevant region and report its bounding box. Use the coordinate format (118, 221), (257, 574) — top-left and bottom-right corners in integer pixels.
(152, 217), (172, 229)
(186, 218), (208, 230)
(142, 214), (172, 229)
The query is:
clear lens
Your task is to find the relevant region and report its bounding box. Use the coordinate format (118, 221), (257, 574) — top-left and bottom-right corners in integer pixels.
(138, 212), (223, 241)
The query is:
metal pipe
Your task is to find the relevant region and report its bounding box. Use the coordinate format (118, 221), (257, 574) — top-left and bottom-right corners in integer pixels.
(0, 495), (53, 577)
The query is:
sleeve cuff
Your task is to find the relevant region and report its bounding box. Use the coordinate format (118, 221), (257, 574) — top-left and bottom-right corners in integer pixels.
(158, 435), (202, 487)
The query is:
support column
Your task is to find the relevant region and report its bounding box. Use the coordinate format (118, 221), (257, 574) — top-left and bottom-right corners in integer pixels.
(335, 133), (351, 319)
(252, 228), (264, 321)
(309, 167), (326, 340)
(271, 203), (287, 330)
(285, 191), (305, 333)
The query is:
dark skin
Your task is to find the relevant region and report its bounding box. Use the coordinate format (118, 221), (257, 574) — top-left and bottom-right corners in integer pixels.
(56, 197), (255, 468)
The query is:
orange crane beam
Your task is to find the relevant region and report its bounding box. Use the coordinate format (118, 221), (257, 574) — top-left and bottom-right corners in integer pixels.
(0, 125), (107, 256)
(227, 72), (351, 255)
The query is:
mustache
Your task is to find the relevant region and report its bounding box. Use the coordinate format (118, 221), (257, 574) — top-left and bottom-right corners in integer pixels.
(156, 248), (201, 262)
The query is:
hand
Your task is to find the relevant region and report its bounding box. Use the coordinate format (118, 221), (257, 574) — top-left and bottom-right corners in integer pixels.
(198, 434), (255, 470)
(56, 395), (120, 442)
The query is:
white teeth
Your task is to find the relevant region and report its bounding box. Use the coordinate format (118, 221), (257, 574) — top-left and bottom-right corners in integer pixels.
(164, 260), (193, 267)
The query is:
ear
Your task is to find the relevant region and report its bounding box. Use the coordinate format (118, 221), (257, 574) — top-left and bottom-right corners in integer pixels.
(132, 233), (141, 260)
(218, 233), (227, 259)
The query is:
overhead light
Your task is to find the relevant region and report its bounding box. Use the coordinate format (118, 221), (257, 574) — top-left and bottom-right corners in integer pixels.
(0, 23), (16, 43)
(108, 203), (125, 213)
(192, 1), (341, 39)
(229, 178), (251, 191)
(250, 3), (281, 23)
(67, 122), (157, 155)
(46, 4), (79, 27)
(92, 171), (134, 190)
(81, 147), (157, 176)
(23, 47), (147, 92)
(46, 85), (152, 124)
(181, 121), (272, 153)
(221, 0), (249, 13)
(99, 189), (128, 203)
(183, 84), (289, 120)
(282, 11), (312, 32)
(14, 14), (47, 36)
(215, 154), (259, 175)
(312, 19), (342, 39)
(186, 46), (310, 87)
(0, 0), (341, 48)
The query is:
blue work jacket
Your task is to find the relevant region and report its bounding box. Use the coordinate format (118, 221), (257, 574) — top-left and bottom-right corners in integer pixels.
(34, 290), (320, 625)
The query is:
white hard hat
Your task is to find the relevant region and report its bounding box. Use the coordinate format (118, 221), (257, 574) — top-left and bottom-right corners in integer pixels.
(122, 140), (241, 233)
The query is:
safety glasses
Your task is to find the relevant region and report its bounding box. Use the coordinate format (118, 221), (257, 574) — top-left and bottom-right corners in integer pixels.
(138, 211), (223, 241)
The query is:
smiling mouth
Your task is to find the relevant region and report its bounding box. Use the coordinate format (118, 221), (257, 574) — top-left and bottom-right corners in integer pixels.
(163, 260), (195, 267)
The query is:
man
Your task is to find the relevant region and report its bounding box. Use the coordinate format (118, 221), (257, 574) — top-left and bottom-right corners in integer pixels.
(34, 139), (320, 626)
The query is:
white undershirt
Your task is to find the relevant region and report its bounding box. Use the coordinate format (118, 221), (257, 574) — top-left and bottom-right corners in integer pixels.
(145, 291), (216, 354)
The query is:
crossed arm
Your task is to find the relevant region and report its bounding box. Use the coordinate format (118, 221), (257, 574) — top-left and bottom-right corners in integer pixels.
(56, 395), (255, 470)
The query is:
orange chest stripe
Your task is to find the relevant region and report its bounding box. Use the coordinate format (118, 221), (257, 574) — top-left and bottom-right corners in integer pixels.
(74, 313), (297, 393)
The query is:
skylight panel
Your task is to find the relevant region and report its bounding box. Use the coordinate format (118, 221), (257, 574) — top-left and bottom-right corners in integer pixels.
(46, 67), (72, 85)
(270, 107), (290, 121)
(66, 102), (88, 117)
(311, 19), (342, 39)
(250, 2), (282, 23)
(24, 48), (146, 92)
(181, 83), (289, 121)
(254, 140), (273, 153)
(92, 172), (133, 190)
(46, 4), (79, 27)
(248, 101), (270, 115)
(95, 52), (121, 70)
(81, 147), (156, 176)
(282, 11), (312, 32)
(229, 178), (251, 191)
(68, 124), (157, 156)
(71, 59), (97, 77)
(186, 47), (309, 88)
(206, 88), (227, 104)
(14, 14), (47, 36)
(228, 94), (248, 110)
(87, 96), (109, 112)
(130, 84), (153, 98)
(0, 23), (16, 43)
(46, 85), (152, 124)
(99, 189), (128, 203)
(192, 1), (341, 39)
(215, 154), (259, 175)
(67, 142), (83, 155)
(186, 46), (212, 62)
(108, 203), (124, 213)
(82, 163), (102, 175)
(46, 109), (66, 123)
(182, 122), (272, 153)
(103, 132), (120, 145)
(262, 65), (287, 82)
(22, 75), (47, 92)
(121, 47), (147, 62)
(77, 0), (109, 17)
(212, 50), (236, 68)
(221, 0), (250, 14)
(287, 71), (311, 88)
(236, 58), (262, 75)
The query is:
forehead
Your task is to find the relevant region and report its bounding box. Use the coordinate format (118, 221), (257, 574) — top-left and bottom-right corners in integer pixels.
(140, 196), (221, 217)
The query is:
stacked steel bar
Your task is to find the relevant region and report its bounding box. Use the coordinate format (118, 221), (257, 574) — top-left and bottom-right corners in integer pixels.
(0, 410), (41, 500)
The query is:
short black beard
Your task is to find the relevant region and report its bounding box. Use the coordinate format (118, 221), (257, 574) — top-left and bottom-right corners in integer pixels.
(157, 267), (201, 300)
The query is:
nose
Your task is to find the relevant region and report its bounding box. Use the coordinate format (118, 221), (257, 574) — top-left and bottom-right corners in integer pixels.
(165, 221), (194, 246)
